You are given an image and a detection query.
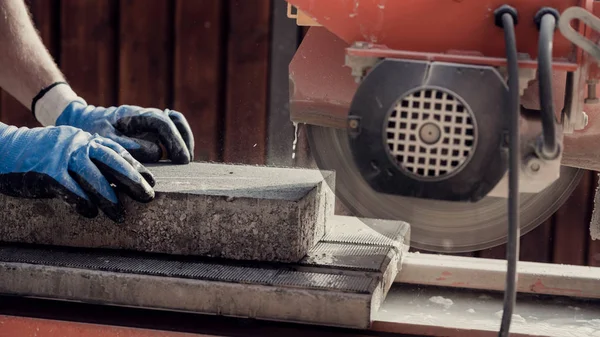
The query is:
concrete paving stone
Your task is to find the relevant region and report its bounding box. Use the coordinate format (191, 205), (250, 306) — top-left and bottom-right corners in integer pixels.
(0, 162), (335, 262)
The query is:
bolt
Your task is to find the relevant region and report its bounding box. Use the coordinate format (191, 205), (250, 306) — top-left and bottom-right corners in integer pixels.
(585, 80), (599, 104)
(525, 157), (543, 176)
(530, 162), (540, 172)
(348, 119), (360, 129)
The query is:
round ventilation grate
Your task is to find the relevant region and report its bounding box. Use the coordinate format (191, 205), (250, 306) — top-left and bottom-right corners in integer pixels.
(385, 88), (476, 180)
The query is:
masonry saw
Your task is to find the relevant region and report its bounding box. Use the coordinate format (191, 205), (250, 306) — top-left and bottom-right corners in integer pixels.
(285, 0), (600, 253)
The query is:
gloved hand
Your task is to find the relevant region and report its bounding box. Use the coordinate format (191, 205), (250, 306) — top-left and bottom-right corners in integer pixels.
(0, 123), (156, 223)
(55, 102), (194, 164)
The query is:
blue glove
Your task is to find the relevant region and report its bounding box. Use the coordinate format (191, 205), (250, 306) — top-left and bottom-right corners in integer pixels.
(55, 102), (194, 164)
(0, 123), (155, 223)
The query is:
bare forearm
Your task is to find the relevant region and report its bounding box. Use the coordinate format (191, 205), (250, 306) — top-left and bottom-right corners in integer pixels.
(0, 0), (64, 110)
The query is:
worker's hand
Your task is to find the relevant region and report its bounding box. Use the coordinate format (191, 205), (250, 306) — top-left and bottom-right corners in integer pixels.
(0, 123), (155, 223)
(55, 102), (194, 164)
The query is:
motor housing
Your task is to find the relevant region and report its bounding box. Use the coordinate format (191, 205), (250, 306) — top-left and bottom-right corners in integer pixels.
(347, 59), (509, 202)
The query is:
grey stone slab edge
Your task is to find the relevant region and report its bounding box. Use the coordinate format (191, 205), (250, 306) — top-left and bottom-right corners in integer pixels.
(295, 216), (410, 318)
(300, 216), (411, 274)
(323, 216), (411, 252)
(0, 245), (377, 293)
(0, 263), (373, 329)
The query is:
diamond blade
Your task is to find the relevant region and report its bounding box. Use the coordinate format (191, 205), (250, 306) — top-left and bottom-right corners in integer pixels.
(307, 125), (583, 253)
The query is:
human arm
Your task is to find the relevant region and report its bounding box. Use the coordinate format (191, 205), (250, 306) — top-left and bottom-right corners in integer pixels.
(0, 0), (64, 111)
(0, 0), (194, 164)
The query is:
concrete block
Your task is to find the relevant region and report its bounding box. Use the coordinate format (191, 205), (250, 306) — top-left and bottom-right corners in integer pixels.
(0, 215), (409, 328)
(0, 162), (335, 262)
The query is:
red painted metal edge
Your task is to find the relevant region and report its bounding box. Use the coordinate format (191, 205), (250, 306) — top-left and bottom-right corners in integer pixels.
(0, 315), (213, 337)
(347, 46), (579, 71)
(287, 0), (583, 62)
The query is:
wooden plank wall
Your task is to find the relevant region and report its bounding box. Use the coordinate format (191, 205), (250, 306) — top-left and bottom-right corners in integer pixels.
(0, 0), (272, 164)
(0, 0), (598, 266)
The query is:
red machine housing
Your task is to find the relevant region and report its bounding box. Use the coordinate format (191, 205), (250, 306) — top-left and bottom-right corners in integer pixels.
(288, 0), (583, 62)
(286, 0), (600, 171)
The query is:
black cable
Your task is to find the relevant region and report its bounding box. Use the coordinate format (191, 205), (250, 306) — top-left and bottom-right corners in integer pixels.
(495, 6), (520, 337)
(536, 8), (560, 159)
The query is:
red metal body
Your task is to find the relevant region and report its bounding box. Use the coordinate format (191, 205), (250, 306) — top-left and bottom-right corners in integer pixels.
(287, 0), (590, 63)
(289, 27), (574, 127)
(290, 27), (600, 170)
(346, 46), (579, 71)
(287, 0), (600, 171)
(0, 315), (207, 337)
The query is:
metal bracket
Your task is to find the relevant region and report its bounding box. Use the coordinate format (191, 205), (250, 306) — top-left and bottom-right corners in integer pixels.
(286, 3), (322, 27)
(344, 43), (382, 83)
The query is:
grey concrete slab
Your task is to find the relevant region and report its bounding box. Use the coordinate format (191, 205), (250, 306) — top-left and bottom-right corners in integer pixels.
(0, 216), (409, 328)
(0, 162), (335, 262)
(0, 262), (374, 329)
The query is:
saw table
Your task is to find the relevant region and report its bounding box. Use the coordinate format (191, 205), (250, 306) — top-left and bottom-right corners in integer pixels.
(1, 254), (600, 337)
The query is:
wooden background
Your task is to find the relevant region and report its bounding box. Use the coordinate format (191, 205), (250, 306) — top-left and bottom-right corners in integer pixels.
(0, 0), (598, 266)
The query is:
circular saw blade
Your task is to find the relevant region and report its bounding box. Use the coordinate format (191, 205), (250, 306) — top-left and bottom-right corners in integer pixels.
(307, 125), (583, 253)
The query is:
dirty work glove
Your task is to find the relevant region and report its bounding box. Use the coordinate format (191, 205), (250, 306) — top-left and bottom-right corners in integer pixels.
(31, 82), (194, 164)
(0, 123), (156, 223)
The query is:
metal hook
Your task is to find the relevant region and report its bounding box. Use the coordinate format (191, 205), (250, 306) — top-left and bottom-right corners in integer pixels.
(559, 7), (600, 62)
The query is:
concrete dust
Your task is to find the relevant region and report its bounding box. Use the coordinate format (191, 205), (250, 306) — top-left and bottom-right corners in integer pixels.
(292, 122), (299, 160)
(495, 310), (527, 323)
(428, 296), (453, 309)
(306, 252), (336, 264)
